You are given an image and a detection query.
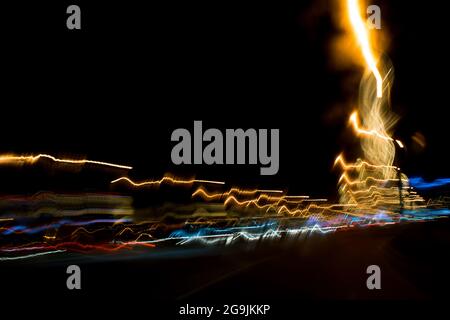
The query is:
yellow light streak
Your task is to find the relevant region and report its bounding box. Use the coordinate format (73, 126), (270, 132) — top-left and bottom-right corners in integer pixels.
(0, 153), (132, 170)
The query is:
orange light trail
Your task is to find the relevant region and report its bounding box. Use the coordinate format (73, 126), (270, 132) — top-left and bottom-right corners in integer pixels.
(111, 176), (225, 187)
(192, 187), (285, 201)
(0, 153), (132, 170)
(347, 0), (382, 98)
(349, 111), (391, 141)
(338, 172), (408, 185)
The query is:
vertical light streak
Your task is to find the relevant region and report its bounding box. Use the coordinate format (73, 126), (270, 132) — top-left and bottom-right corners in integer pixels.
(347, 0), (383, 98)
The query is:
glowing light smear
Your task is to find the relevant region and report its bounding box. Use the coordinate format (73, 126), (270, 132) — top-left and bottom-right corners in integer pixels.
(1, 2), (448, 263)
(335, 0), (422, 211)
(347, 0), (382, 98)
(111, 176), (225, 187)
(0, 153), (132, 170)
(409, 177), (450, 190)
